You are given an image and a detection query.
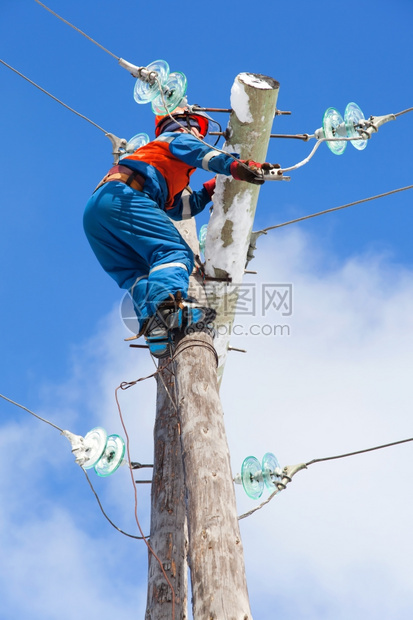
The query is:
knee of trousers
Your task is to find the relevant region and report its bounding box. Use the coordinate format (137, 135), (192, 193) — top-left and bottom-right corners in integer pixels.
(146, 263), (190, 313)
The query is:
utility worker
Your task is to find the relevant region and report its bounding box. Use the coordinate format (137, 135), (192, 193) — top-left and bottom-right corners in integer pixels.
(83, 105), (269, 356)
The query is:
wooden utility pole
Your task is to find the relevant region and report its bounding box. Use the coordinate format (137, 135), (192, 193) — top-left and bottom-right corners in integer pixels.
(146, 73), (279, 619)
(173, 327), (252, 619)
(145, 218), (201, 620)
(145, 365), (188, 619)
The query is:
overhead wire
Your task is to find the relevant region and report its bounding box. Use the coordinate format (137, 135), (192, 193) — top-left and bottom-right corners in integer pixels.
(260, 184), (413, 233)
(0, 392), (64, 433)
(0, 58), (108, 134)
(395, 107), (413, 117)
(82, 469), (146, 540)
(149, 353), (178, 412)
(4, 8), (411, 618)
(279, 136), (363, 173)
(305, 435), (413, 467)
(34, 0), (119, 60)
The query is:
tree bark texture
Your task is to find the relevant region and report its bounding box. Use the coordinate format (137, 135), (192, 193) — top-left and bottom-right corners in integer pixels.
(145, 365), (188, 620)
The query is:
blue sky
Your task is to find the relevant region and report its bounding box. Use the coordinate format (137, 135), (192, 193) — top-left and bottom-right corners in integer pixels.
(1, 0), (413, 618)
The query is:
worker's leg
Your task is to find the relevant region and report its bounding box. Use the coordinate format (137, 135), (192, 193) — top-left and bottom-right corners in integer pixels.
(83, 182), (194, 321)
(84, 183), (152, 321)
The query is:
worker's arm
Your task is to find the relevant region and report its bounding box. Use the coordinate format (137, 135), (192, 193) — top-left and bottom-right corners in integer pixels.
(167, 178), (215, 221)
(164, 133), (237, 176)
(166, 133), (267, 184)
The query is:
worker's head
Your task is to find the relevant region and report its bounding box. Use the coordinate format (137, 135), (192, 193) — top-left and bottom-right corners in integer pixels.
(155, 107), (210, 138)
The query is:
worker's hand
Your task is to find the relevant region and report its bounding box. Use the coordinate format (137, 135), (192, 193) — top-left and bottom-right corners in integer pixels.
(230, 160), (265, 185)
(203, 177), (216, 198)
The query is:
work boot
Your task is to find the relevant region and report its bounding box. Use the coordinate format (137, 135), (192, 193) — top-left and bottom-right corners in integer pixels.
(182, 303), (216, 334)
(162, 297), (216, 333)
(124, 296), (180, 342)
(144, 312), (171, 359)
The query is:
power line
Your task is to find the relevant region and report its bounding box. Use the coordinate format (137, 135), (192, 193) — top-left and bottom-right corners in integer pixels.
(0, 392), (64, 432)
(260, 183), (413, 233)
(0, 58), (108, 134)
(34, 0), (119, 60)
(395, 107), (413, 117)
(82, 469), (146, 540)
(280, 136), (361, 173)
(305, 436), (413, 467)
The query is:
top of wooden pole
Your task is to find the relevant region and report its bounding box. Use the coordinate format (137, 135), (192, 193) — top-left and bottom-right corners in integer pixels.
(204, 73), (280, 385)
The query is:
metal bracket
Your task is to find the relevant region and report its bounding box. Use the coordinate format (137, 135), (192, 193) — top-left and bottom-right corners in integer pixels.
(62, 429), (89, 467)
(358, 113), (396, 139)
(118, 58), (158, 84)
(130, 462), (153, 469)
(105, 132), (128, 164)
(196, 256), (233, 283)
(263, 168), (291, 182)
(245, 230), (267, 268)
(203, 274), (232, 283)
(276, 462), (307, 490)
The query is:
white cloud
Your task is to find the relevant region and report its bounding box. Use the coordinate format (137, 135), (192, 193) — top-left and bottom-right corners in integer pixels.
(221, 228), (413, 619)
(0, 507), (145, 619)
(0, 312), (155, 619)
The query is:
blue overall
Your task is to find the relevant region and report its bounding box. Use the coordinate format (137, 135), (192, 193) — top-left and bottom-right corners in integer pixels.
(83, 132), (236, 324)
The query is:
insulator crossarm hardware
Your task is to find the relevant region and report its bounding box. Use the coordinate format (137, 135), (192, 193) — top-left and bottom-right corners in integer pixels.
(105, 132), (127, 164)
(277, 463), (307, 490)
(358, 113), (397, 138)
(118, 58), (158, 83)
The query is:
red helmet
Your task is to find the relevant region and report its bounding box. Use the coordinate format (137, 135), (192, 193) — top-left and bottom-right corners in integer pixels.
(155, 106), (210, 138)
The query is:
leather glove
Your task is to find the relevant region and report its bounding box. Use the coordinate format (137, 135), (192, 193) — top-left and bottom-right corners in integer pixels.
(230, 159), (265, 185)
(203, 177), (216, 198)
